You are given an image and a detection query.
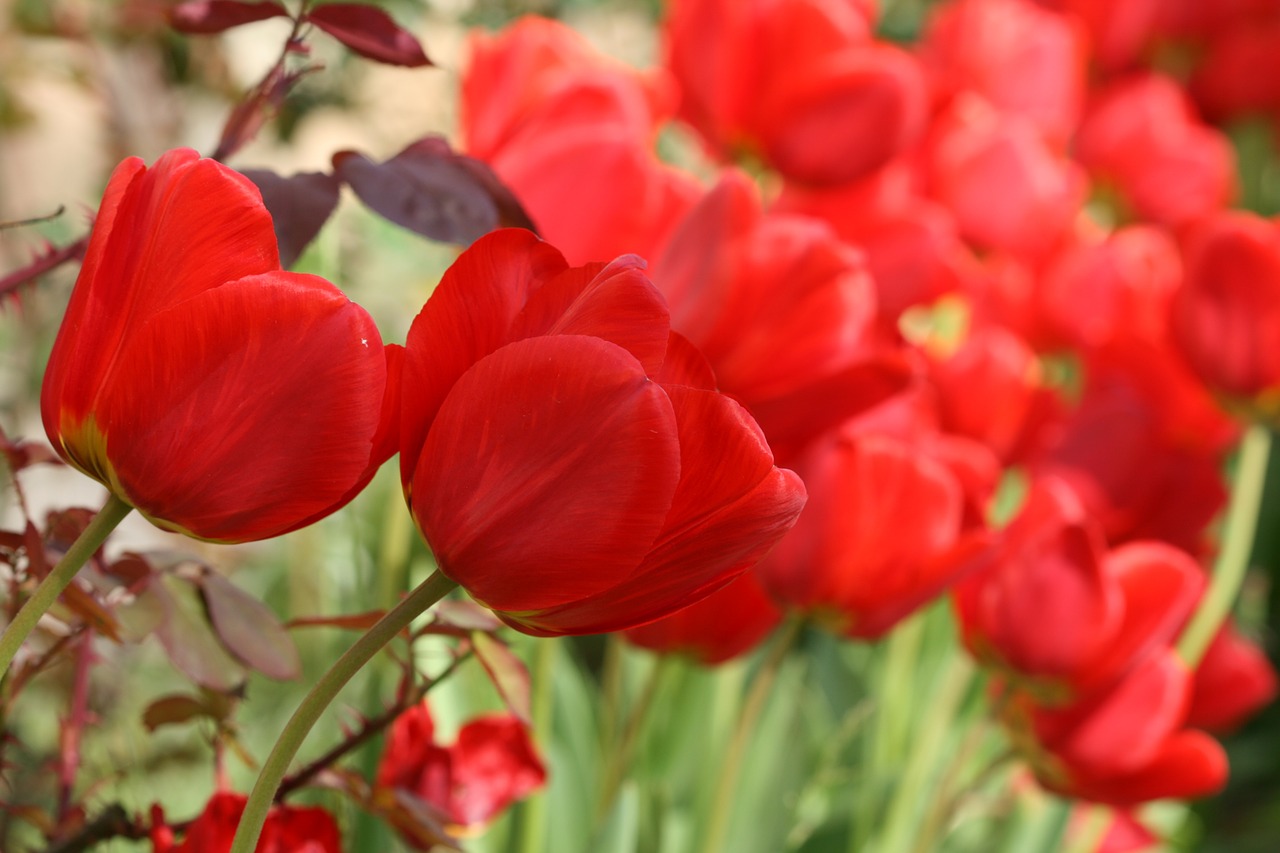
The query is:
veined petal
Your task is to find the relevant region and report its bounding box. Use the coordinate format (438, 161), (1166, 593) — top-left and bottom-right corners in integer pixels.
(400, 229), (567, 491)
(98, 272), (386, 543)
(414, 335), (680, 613)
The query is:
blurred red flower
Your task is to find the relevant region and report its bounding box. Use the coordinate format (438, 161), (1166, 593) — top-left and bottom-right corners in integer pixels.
(377, 702), (546, 832)
(40, 148), (391, 543)
(152, 791), (341, 853)
(399, 229), (806, 636)
(1187, 622), (1278, 733)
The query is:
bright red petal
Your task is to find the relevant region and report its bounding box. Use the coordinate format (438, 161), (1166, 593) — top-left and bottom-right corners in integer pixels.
(400, 229), (566, 491)
(448, 716), (547, 826)
(413, 335), (680, 613)
(99, 272), (386, 542)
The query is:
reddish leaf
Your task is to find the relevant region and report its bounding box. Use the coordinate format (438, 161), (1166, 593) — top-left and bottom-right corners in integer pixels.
(142, 693), (214, 731)
(197, 570), (301, 680)
(239, 168), (341, 268)
(286, 610), (386, 631)
(170, 0), (290, 34)
(332, 138), (537, 246)
(471, 631), (532, 725)
(56, 583), (123, 642)
(0, 426), (61, 474)
(213, 65), (317, 162)
(305, 4), (431, 67)
(148, 574), (244, 691)
(431, 600), (502, 632)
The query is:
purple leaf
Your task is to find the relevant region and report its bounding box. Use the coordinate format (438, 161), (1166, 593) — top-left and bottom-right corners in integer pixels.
(332, 137), (537, 245)
(170, 0), (290, 34)
(471, 631), (532, 725)
(305, 3), (431, 67)
(198, 570), (301, 681)
(240, 168), (341, 267)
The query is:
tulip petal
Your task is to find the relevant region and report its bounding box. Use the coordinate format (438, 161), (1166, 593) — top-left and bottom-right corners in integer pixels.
(1062, 730), (1227, 806)
(98, 272), (386, 542)
(514, 386), (805, 635)
(414, 335), (680, 612)
(401, 229), (568, 490)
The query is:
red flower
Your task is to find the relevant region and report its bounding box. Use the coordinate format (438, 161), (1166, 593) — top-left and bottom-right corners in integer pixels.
(152, 791), (341, 853)
(652, 170), (913, 463)
(461, 16), (698, 266)
(399, 229), (806, 636)
(757, 426), (969, 639)
(1172, 210), (1280, 408)
(1187, 622), (1278, 733)
(377, 702), (546, 832)
(623, 568), (783, 665)
(41, 149), (391, 543)
(664, 0), (926, 185)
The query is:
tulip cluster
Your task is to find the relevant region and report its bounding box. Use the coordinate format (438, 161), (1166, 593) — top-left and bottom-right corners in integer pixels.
(458, 0), (1280, 838)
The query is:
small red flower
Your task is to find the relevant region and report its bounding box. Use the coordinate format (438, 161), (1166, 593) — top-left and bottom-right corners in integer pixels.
(41, 149), (391, 543)
(399, 229), (806, 636)
(1187, 623), (1278, 733)
(377, 701), (546, 831)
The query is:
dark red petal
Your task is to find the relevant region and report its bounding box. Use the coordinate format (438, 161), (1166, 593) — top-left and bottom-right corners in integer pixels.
(99, 272), (386, 543)
(305, 3), (431, 67)
(400, 229), (566, 490)
(514, 386), (805, 635)
(413, 335), (680, 613)
(510, 255), (671, 376)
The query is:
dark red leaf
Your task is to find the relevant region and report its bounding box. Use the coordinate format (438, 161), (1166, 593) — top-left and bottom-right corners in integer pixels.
(332, 137), (537, 245)
(142, 693), (213, 731)
(213, 65), (317, 162)
(239, 168), (341, 267)
(170, 0), (290, 34)
(471, 631), (532, 724)
(0, 426), (60, 474)
(197, 570), (301, 680)
(286, 610), (387, 631)
(305, 3), (431, 67)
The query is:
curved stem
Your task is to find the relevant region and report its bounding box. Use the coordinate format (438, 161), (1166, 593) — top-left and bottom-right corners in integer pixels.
(702, 618), (801, 853)
(229, 570), (458, 853)
(1178, 424), (1273, 667)
(0, 493), (132, 677)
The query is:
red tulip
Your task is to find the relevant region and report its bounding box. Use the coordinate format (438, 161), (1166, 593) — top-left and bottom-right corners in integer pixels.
(1187, 623), (1278, 733)
(1075, 73), (1236, 227)
(920, 0), (1086, 147)
(652, 170), (913, 462)
(399, 229), (806, 636)
(623, 568), (783, 665)
(758, 426), (967, 639)
(377, 701), (546, 831)
(462, 16), (698, 266)
(664, 0), (926, 185)
(41, 149), (390, 543)
(152, 791), (341, 852)
(1172, 211), (1280, 407)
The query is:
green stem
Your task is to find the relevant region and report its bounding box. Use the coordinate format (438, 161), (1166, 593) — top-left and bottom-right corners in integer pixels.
(702, 618), (802, 853)
(594, 652), (669, 824)
(517, 635), (559, 853)
(1178, 424), (1273, 666)
(229, 570), (458, 853)
(0, 493), (132, 677)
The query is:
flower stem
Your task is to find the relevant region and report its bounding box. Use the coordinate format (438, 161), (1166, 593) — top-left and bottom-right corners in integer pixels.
(1178, 424), (1273, 667)
(0, 493), (132, 677)
(702, 617), (801, 853)
(229, 570), (458, 853)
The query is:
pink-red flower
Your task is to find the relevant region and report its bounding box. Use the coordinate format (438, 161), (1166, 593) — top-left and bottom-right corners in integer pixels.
(41, 149), (391, 543)
(151, 791), (341, 853)
(376, 701), (546, 833)
(399, 228), (806, 636)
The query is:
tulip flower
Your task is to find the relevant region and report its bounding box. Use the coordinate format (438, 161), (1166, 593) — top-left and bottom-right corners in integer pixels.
(399, 228), (806, 636)
(151, 791), (341, 852)
(41, 148), (391, 543)
(623, 568), (783, 665)
(377, 702), (546, 832)
(1187, 623), (1278, 733)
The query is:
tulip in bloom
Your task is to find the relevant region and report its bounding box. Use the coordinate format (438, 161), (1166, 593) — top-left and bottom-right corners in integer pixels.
(151, 791), (341, 852)
(41, 149), (390, 543)
(377, 701), (546, 832)
(399, 229), (806, 636)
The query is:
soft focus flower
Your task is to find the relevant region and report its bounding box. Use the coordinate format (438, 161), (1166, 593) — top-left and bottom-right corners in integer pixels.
(664, 0), (927, 185)
(1187, 623), (1278, 733)
(40, 148), (391, 543)
(623, 569), (783, 665)
(1172, 210), (1280, 411)
(399, 229), (806, 636)
(651, 170), (912, 462)
(377, 702), (546, 833)
(1075, 73), (1236, 227)
(151, 791), (341, 853)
